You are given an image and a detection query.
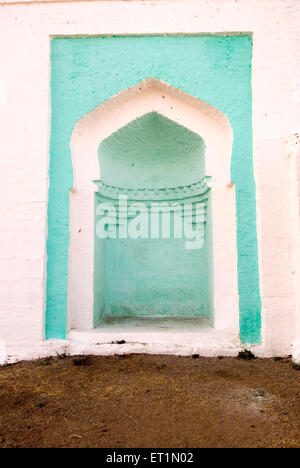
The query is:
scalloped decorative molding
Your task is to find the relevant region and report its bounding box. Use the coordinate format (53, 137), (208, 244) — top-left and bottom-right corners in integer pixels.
(94, 177), (210, 201)
(68, 78), (238, 335)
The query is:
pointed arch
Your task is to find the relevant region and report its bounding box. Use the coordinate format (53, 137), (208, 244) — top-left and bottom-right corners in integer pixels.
(68, 78), (238, 334)
(71, 78), (233, 190)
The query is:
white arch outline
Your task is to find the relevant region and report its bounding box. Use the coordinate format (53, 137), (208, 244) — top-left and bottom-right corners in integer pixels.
(68, 78), (238, 334)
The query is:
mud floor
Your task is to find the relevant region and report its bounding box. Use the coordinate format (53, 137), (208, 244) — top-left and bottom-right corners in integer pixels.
(0, 354), (300, 448)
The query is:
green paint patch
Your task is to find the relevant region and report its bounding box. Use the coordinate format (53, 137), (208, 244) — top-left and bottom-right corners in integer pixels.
(47, 35), (261, 343)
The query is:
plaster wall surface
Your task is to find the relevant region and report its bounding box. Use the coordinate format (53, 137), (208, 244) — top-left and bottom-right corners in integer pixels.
(288, 134), (300, 363)
(0, 0), (300, 363)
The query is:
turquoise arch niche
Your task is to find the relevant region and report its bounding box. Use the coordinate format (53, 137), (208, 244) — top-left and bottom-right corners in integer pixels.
(46, 35), (261, 343)
(94, 112), (213, 324)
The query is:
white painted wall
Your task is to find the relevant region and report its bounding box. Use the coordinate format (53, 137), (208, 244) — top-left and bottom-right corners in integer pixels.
(0, 0), (300, 363)
(288, 134), (300, 363)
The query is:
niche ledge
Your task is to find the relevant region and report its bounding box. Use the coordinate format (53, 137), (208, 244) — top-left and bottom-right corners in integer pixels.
(67, 321), (240, 357)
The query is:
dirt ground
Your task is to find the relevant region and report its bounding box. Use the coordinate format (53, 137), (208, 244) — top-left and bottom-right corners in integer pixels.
(0, 353), (300, 448)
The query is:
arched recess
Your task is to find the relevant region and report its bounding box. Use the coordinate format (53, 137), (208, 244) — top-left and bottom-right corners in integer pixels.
(68, 78), (238, 334)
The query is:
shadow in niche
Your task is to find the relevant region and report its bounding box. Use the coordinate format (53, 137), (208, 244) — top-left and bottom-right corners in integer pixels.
(94, 112), (214, 327)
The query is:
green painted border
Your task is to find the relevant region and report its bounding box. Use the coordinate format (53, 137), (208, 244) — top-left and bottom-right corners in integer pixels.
(46, 35), (261, 343)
